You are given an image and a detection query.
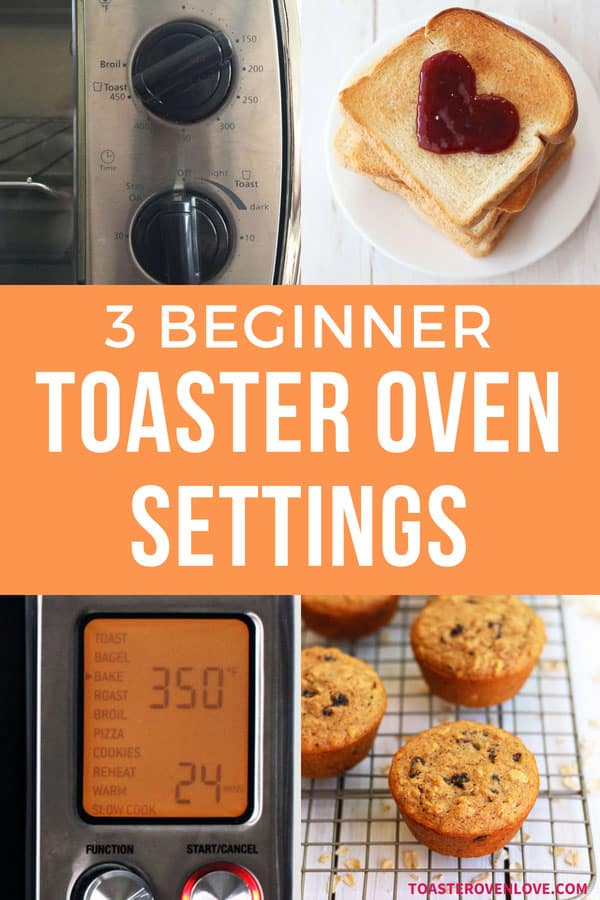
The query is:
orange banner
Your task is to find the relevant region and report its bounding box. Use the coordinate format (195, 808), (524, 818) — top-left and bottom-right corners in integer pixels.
(0, 286), (598, 593)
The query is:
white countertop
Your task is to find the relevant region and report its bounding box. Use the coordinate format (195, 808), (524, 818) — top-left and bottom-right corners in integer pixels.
(300, 0), (600, 284)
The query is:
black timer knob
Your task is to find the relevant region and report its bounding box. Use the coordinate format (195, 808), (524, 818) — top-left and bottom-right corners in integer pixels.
(131, 191), (232, 284)
(132, 21), (234, 123)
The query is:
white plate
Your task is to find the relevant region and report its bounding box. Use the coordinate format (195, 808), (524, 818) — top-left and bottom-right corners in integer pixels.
(327, 14), (600, 280)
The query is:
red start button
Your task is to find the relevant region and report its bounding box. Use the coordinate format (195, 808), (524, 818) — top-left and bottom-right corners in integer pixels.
(181, 863), (263, 900)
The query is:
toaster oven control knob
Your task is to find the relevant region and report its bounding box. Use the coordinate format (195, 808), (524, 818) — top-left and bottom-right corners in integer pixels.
(132, 21), (234, 123)
(181, 864), (263, 900)
(75, 866), (154, 900)
(131, 191), (232, 284)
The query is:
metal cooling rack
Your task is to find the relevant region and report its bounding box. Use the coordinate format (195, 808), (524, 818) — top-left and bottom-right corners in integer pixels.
(301, 596), (596, 899)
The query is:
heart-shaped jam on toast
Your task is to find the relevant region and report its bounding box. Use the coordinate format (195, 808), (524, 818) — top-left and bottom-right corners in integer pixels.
(417, 50), (520, 154)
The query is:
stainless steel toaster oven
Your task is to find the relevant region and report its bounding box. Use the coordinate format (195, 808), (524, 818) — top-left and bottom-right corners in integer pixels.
(0, 0), (300, 284)
(0, 595), (299, 899)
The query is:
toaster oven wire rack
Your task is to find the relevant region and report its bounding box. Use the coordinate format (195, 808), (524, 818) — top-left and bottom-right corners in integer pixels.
(301, 596), (596, 899)
(0, 116), (72, 188)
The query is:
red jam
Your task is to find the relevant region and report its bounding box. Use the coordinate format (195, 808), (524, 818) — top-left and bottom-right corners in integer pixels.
(416, 50), (520, 154)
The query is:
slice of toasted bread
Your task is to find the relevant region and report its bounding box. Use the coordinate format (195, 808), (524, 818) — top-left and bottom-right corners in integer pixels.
(361, 136), (575, 256)
(335, 120), (548, 237)
(334, 120), (563, 238)
(335, 119), (503, 238)
(366, 173), (510, 256)
(339, 8), (577, 228)
(526, 132), (575, 191)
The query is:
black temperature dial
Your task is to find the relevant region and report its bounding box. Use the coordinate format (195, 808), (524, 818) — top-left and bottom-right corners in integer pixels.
(132, 21), (234, 123)
(131, 191), (232, 284)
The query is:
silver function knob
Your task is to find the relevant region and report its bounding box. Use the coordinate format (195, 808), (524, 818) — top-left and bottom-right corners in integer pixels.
(182, 864), (262, 900)
(80, 868), (154, 900)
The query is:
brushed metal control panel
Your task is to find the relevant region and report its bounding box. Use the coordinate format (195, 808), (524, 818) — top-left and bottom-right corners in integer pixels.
(35, 596), (299, 900)
(77, 0), (290, 284)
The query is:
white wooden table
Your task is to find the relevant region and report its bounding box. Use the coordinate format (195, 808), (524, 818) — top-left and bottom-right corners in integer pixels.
(300, 0), (600, 284)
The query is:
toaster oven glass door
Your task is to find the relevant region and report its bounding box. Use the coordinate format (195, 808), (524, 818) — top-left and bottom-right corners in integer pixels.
(0, 0), (75, 283)
(80, 615), (255, 823)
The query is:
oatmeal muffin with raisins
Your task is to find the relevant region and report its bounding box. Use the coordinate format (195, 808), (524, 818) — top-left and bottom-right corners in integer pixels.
(301, 594), (398, 639)
(389, 721), (539, 857)
(301, 646), (387, 778)
(411, 596), (546, 707)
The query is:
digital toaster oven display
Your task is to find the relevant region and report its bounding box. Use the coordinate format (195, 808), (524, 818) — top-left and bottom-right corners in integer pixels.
(80, 616), (253, 822)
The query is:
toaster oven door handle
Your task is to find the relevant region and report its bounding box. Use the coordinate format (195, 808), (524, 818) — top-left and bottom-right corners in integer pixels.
(0, 180), (70, 204)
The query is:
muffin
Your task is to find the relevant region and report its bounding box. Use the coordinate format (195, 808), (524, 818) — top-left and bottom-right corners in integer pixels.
(388, 721), (539, 857)
(301, 646), (387, 778)
(302, 594), (398, 639)
(411, 596), (546, 706)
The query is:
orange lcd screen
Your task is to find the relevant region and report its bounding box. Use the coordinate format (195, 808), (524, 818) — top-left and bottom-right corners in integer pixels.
(81, 616), (252, 821)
